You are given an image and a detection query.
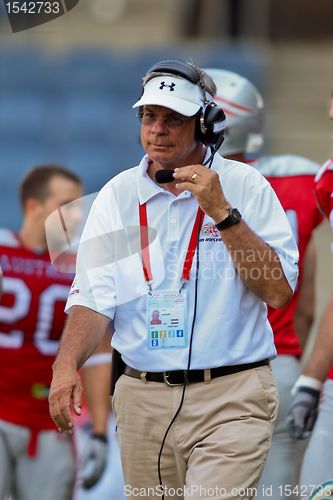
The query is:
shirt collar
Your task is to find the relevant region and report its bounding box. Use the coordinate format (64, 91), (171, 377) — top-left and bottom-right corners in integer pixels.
(137, 155), (165, 205)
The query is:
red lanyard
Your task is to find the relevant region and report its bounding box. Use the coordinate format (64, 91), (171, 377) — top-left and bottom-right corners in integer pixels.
(139, 203), (204, 290)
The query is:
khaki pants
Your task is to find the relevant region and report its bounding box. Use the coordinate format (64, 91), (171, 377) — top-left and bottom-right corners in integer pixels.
(113, 365), (278, 500)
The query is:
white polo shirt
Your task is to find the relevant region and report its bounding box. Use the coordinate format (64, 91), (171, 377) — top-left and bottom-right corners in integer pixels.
(66, 152), (299, 371)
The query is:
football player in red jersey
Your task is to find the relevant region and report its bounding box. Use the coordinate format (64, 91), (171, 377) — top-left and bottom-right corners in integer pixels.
(287, 92), (333, 494)
(0, 165), (82, 500)
(205, 69), (323, 500)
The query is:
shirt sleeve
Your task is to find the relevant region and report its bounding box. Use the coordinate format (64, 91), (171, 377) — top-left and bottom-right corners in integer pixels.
(65, 188), (117, 319)
(242, 175), (299, 292)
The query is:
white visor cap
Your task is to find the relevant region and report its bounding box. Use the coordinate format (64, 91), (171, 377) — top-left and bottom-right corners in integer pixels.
(133, 75), (205, 117)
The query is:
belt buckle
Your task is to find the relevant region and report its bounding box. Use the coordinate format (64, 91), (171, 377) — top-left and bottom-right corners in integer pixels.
(163, 371), (186, 387)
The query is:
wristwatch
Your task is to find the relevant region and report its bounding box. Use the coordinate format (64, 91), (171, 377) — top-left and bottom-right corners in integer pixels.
(215, 208), (242, 231)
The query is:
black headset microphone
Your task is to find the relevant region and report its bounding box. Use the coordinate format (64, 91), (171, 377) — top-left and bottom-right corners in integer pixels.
(142, 60), (226, 499)
(155, 169), (174, 184)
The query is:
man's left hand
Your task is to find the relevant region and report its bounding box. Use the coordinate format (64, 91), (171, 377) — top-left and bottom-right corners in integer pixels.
(173, 165), (230, 222)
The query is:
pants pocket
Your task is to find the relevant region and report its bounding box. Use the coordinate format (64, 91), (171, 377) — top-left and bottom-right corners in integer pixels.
(254, 366), (279, 422)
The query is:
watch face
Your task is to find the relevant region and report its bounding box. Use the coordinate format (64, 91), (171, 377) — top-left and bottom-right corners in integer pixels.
(215, 208), (241, 231)
(231, 209), (241, 222)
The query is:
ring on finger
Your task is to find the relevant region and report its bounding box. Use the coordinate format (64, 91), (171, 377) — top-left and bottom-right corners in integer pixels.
(190, 173), (198, 183)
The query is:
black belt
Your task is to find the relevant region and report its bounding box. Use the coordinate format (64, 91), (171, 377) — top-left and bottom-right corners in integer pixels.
(124, 359), (269, 386)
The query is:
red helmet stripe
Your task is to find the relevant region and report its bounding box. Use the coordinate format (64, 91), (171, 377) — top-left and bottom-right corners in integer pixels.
(214, 95), (256, 113)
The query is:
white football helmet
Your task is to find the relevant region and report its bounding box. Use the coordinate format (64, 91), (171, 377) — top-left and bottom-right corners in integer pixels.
(204, 69), (264, 156)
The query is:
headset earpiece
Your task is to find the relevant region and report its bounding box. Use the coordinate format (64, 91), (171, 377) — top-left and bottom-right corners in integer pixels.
(144, 59), (226, 147)
(196, 101), (226, 147)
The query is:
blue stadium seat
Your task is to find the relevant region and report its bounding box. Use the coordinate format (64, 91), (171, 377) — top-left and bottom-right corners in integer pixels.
(61, 91), (120, 141)
(0, 91), (48, 140)
(0, 49), (53, 90)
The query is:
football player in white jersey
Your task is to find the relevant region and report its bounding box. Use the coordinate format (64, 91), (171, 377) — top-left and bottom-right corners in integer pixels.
(287, 92), (333, 498)
(205, 69), (322, 500)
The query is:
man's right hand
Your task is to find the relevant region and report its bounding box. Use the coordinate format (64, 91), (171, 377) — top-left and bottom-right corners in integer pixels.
(286, 386), (320, 439)
(48, 366), (83, 434)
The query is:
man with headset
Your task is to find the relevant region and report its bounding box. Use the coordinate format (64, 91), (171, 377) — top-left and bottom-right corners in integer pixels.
(49, 60), (298, 499)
